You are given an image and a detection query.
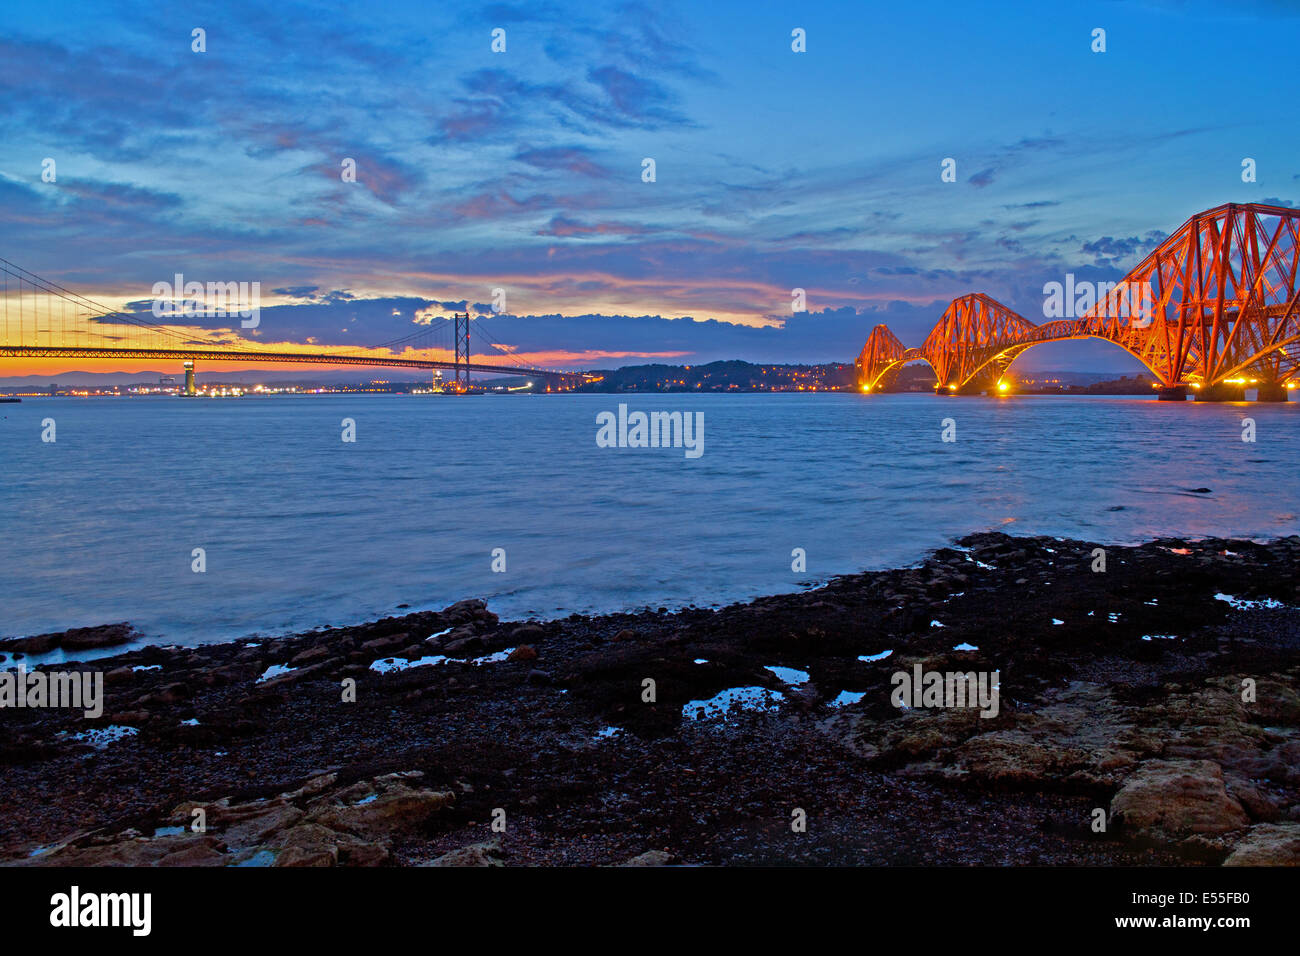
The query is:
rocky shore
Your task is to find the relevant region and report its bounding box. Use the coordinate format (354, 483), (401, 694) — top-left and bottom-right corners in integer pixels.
(1, 532), (1298, 867)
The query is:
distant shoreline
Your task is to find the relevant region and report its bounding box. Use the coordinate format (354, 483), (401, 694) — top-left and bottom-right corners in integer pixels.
(2, 384), (1181, 397)
(1, 360), (1168, 396)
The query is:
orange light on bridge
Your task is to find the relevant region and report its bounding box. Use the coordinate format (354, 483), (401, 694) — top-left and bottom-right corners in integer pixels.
(996, 380), (1009, 392)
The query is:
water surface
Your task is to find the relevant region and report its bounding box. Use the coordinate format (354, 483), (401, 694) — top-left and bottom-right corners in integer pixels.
(2, 393), (1295, 646)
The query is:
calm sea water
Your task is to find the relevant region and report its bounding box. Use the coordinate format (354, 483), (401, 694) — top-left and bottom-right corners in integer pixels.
(2, 393), (1297, 647)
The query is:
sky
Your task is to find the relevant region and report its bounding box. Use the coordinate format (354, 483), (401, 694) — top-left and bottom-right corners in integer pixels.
(2, 0), (1299, 379)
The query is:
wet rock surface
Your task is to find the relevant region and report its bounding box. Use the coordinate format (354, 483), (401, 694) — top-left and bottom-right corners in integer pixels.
(1, 533), (1297, 866)
(0, 622), (138, 655)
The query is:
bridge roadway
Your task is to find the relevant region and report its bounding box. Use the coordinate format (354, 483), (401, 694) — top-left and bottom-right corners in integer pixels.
(0, 345), (584, 382)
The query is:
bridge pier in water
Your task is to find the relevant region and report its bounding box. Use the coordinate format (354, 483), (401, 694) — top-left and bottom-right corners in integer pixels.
(1255, 382), (1291, 402)
(183, 361), (196, 397)
(933, 383), (991, 396)
(1195, 382), (1246, 402)
(1156, 385), (1187, 401)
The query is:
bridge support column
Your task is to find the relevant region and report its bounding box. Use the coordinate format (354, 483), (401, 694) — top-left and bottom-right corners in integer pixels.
(1255, 382), (1290, 402)
(933, 384), (958, 396)
(1155, 385), (1187, 401)
(453, 312), (470, 392)
(183, 361), (196, 397)
(1196, 383), (1246, 402)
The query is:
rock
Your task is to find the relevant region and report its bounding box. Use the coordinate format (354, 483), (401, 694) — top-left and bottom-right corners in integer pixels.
(621, 850), (674, 866)
(0, 622), (136, 655)
(25, 771), (451, 867)
(445, 598), (484, 618)
(291, 645), (331, 666)
(613, 629), (637, 642)
(1225, 778), (1281, 822)
(158, 842), (228, 866)
(339, 841), (389, 867)
(512, 624), (545, 641)
(214, 663), (257, 682)
(438, 624), (478, 643)
(1111, 759), (1249, 837)
(61, 623), (138, 651)
(275, 845), (337, 867)
(0, 633), (58, 654)
(1223, 823), (1300, 866)
(220, 803), (305, 846)
(1252, 681), (1300, 726)
(308, 780), (455, 838)
(445, 599), (497, 626)
(257, 661), (332, 690)
(507, 645), (538, 662)
(275, 824), (340, 867)
(361, 632), (410, 654)
(22, 834), (224, 867)
(158, 682), (192, 704)
(423, 840), (504, 867)
(444, 635), (486, 654)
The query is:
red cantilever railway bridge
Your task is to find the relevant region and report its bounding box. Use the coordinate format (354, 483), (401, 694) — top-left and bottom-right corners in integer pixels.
(856, 203), (1300, 400)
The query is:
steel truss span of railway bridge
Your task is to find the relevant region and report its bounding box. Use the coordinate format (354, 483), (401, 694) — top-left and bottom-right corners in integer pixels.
(856, 203), (1300, 401)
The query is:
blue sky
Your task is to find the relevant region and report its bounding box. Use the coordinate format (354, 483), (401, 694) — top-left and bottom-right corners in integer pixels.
(2, 0), (1299, 374)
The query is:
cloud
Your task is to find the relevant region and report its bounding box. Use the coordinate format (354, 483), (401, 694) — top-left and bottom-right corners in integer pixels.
(514, 145), (613, 178)
(436, 64), (693, 141)
(1081, 236), (1154, 259)
(536, 216), (647, 238)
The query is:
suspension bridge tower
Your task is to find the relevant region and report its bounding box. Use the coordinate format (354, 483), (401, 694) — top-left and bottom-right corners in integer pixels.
(453, 312), (470, 391)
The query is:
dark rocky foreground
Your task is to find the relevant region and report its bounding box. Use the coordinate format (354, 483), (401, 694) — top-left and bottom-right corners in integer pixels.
(1, 532), (1298, 867)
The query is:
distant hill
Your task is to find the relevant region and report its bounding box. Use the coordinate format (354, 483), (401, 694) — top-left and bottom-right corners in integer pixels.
(577, 360), (855, 392)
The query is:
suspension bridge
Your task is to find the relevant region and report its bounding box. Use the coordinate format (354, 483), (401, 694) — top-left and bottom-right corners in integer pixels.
(0, 259), (593, 394)
(856, 203), (1300, 400)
